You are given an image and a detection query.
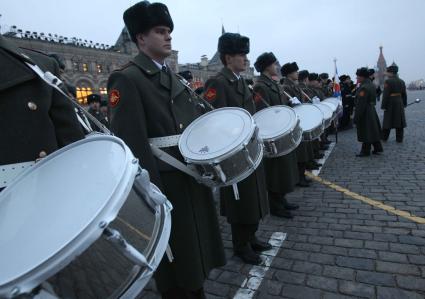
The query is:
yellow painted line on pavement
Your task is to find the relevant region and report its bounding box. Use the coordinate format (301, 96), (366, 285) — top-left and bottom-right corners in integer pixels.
(305, 172), (425, 224)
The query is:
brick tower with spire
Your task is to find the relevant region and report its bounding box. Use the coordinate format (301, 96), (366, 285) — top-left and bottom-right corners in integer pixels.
(377, 45), (387, 87)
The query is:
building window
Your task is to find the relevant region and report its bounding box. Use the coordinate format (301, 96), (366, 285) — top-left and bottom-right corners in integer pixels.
(73, 62), (79, 71)
(99, 87), (107, 95)
(76, 87), (92, 104)
(97, 64), (103, 73)
(82, 63), (88, 72)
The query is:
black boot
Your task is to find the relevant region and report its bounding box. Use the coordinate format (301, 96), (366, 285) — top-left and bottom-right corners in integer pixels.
(251, 238), (272, 252)
(234, 245), (262, 265)
(282, 197), (299, 210)
(297, 177), (311, 187)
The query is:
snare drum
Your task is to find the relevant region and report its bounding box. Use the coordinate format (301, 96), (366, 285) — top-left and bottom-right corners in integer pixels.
(253, 105), (303, 157)
(179, 107), (263, 187)
(323, 97), (343, 118)
(293, 104), (324, 141)
(0, 135), (172, 299)
(313, 103), (333, 128)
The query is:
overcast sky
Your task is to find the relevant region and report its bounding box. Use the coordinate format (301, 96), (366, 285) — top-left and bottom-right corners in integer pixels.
(2, 0), (424, 82)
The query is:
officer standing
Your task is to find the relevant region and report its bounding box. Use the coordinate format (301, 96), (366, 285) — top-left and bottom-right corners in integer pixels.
(253, 52), (299, 219)
(353, 67), (383, 156)
(0, 35), (84, 189)
(87, 93), (108, 130)
(107, 2), (225, 298)
(203, 33), (270, 265)
(381, 63), (407, 143)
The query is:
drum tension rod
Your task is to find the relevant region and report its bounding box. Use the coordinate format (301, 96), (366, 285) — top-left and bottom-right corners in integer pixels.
(103, 227), (153, 270)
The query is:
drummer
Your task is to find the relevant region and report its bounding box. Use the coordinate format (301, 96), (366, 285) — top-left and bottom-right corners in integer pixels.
(107, 2), (225, 298)
(203, 33), (271, 265)
(0, 35), (84, 191)
(280, 62), (318, 184)
(252, 52), (300, 219)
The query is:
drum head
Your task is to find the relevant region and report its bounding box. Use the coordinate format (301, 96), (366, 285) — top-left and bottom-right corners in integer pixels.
(322, 101), (337, 113)
(253, 106), (298, 140)
(179, 107), (255, 162)
(294, 104), (324, 131)
(314, 103), (333, 121)
(0, 135), (138, 295)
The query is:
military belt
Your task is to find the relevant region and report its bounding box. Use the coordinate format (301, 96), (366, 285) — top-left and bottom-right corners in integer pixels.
(148, 134), (181, 148)
(390, 93), (401, 97)
(0, 161), (34, 189)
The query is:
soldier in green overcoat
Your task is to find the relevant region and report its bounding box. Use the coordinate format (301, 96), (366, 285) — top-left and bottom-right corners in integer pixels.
(381, 63), (407, 143)
(252, 52), (300, 219)
(353, 67), (383, 157)
(107, 2), (225, 298)
(203, 33), (270, 265)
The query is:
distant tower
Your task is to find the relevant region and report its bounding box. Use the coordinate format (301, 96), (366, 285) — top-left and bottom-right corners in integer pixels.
(376, 45), (387, 87)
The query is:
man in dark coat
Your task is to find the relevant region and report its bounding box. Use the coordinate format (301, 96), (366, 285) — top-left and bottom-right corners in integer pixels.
(339, 74), (355, 130)
(280, 62), (317, 185)
(203, 33), (270, 265)
(253, 52), (299, 219)
(0, 35), (84, 176)
(87, 93), (108, 130)
(298, 70), (313, 103)
(307, 73), (326, 100)
(353, 67), (383, 156)
(381, 63), (407, 143)
(107, 2), (225, 298)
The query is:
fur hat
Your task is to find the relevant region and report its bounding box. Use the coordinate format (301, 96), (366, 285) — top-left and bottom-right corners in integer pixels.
(386, 62), (399, 74)
(87, 93), (102, 104)
(308, 73), (319, 81)
(356, 67), (369, 78)
(178, 70), (193, 81)
(218, 33), (250, 55)
(280, 62), (299, 76)
(124, 1), (173, 43)
(298, 70), (310, 81)
(254, 52), (277, 73)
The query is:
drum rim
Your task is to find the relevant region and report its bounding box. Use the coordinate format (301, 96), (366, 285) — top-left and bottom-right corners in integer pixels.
(179, 107), (256, 163)
(253, 105), (299, 141)
(0, 135), (138, 297)
(294, 103), (324, 133)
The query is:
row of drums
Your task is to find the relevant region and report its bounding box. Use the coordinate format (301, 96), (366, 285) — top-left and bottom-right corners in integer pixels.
(0, 98), (342, 298)
(179, 97), (343, 187)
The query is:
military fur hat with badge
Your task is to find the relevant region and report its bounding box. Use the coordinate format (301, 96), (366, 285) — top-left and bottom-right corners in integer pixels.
(123, 1), (174, 43)
(386, 62), (398, 74)
(254, 52), (277, 73)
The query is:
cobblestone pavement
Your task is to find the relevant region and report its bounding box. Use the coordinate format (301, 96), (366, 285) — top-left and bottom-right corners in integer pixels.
(141, 90), (425, 299)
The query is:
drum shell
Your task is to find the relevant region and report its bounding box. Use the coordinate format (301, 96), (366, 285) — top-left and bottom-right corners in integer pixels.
(188, 130), (263, 187)
(262, 120), (303, 158)
(302, 124), (324, 141)
(44, 186), (170, 299)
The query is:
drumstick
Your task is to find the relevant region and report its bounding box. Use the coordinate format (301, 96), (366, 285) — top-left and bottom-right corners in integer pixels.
(247, 85), (270, 107)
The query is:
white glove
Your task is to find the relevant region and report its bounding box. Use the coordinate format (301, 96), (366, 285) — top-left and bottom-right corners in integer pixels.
(290, 97), (302, 105)
(312, 96), (320, 104)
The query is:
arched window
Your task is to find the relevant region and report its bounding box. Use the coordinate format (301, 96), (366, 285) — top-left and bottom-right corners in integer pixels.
(76, 87), (93, 104)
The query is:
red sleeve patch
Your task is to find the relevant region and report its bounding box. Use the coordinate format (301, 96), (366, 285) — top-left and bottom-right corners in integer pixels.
(205, 88), (217, 102)
(109, 89), (121, 107)
(359, 90), (365, 97)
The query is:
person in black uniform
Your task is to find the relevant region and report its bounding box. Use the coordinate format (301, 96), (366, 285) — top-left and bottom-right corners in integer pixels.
(87, 93), (108, 130)
(0, 35), (84, 190)
(107, 2), (225, 298)
(203, 33), (271, 265)
(354, 67), (383, 156)
(381, 63), (407, 142)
